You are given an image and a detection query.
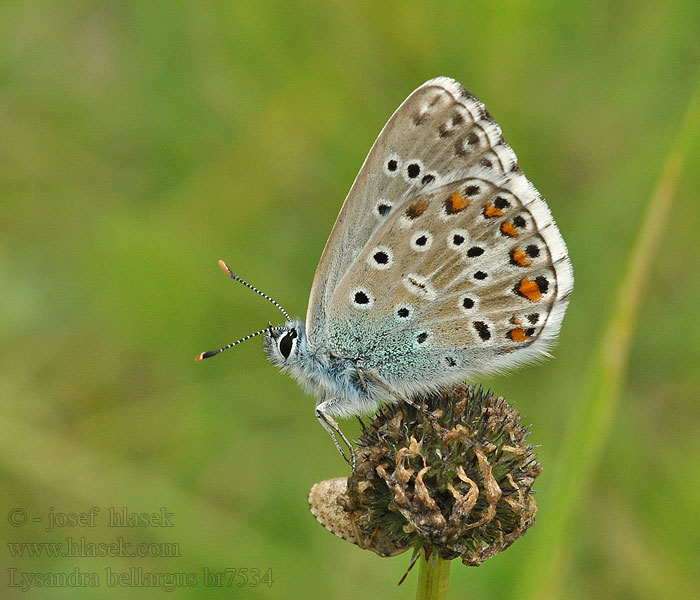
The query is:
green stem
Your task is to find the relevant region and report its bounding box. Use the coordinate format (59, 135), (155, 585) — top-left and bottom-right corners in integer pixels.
(415, 550), (451, 600)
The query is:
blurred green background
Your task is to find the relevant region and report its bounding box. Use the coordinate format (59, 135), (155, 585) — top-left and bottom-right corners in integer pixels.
(2, 1), (699, 598)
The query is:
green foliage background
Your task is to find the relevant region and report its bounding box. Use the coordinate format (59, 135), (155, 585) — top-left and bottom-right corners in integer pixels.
(2, 2), (699, 598)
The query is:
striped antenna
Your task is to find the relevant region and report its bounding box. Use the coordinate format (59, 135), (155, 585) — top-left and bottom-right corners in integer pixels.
(195, 325), (281, 361)
(217, 260), (291, 322)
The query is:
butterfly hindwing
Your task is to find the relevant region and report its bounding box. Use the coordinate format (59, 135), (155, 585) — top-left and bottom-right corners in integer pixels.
(312, 78), (572, 394)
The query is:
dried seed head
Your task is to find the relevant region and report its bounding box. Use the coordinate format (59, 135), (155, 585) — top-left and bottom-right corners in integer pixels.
(308, 384), (542, 566)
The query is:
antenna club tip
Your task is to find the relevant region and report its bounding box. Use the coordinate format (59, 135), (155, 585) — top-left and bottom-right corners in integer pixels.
(218, 259), (229, 273)
(195, 352), (208, 362)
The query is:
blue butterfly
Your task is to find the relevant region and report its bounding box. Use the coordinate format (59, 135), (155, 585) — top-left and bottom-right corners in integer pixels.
(198, 77), (573, 466)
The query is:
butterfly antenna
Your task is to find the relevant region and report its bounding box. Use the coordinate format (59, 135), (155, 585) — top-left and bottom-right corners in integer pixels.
(196, 326), (278, 361)
(217, 260), (291, 322)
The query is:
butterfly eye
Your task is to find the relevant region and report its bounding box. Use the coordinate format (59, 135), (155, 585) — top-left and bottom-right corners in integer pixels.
(278, 329), (298, 360)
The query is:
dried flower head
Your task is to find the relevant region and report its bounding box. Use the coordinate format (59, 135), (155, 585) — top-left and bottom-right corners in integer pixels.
(309, 384), (541, 566)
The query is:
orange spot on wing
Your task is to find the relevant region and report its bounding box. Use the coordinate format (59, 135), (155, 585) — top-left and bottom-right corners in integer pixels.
(406, 201), (429, 219)
(510, 316), (522, 325)
(500, 221), (518, 237)
(517, 278), (541, 302)
(445, 191), (470, 214)
(509, 328), (529, 342)
(483, 203), (504, 218)
(510, 247), (532, 267)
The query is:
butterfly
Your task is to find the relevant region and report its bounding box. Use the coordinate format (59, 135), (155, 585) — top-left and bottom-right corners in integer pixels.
(198, 77), (573, 466)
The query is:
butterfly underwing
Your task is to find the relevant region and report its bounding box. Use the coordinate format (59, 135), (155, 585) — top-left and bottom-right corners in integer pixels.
(200, 77), (573, 464)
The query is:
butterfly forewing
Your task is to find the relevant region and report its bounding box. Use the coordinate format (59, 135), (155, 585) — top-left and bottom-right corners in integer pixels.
(306, 77), (516, 343)
(312, 78), (572, 392)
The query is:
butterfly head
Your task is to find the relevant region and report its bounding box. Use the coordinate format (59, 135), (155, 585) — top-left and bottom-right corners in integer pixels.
(263, 319), (306, 369)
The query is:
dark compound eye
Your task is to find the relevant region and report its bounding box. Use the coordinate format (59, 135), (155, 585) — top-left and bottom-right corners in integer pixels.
(278, 329), (297, 359)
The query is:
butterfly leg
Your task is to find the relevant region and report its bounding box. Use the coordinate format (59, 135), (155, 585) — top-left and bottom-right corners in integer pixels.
(315, 399), (356, 470)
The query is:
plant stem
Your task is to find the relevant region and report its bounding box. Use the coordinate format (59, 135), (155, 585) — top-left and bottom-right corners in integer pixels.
(415, 550), (451, 600)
